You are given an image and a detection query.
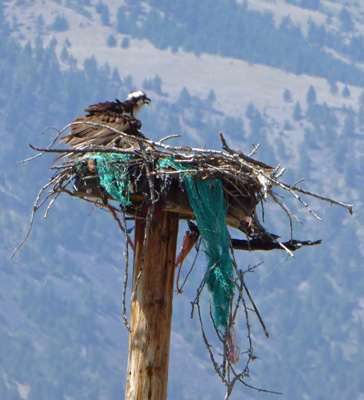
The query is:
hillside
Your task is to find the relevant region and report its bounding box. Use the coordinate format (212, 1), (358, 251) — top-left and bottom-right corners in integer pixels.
(5, 0), (364, 152)
(1, 1), (364, 400)
(5, 0), (364, 113)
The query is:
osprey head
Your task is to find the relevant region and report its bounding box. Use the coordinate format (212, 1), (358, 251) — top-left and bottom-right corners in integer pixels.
(126, 91), (151, 117)
(127, 91), (151, 104)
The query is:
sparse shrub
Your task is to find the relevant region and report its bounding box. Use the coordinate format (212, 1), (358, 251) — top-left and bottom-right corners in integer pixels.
(293, 102), (302, 121)
(36, 14), (45, 32)
(342, 85), (350, 98)
(306, 85), (316, 105)
(50, 15), (69, 32)
(106, 34), (117, 48)
(121, 37), (130, 49)
(328, 79), (338, 95)
(283, 88), (292, 102)
(60, 46), (69, 63)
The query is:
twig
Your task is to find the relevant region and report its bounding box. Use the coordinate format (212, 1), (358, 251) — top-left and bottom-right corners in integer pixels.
(240, 273), (269, 338)
(196, 295), (225, 382)
(284, 182), (353, 215)
(18, 125), (71, 165)
(248, 143), (260, 158)
(11, 177), (56, 258)
(157, 134), (181, 144)
(177, 237), (202, 293)
(106, 204), (134, 250)
(122, 210), (133, 332)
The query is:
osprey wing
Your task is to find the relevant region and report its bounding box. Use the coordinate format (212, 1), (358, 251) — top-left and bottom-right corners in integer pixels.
(60, 100), (144, 151)
(85, 99), (134, 117)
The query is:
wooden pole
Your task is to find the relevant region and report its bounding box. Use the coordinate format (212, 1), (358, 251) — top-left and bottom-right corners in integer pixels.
(125, 207), (179, 400)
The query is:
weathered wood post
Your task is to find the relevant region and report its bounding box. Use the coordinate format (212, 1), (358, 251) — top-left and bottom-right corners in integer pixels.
(125, 207), (179, 400)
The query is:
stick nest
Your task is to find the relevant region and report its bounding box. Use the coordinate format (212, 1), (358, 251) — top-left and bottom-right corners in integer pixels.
(27, 124), (352, 244)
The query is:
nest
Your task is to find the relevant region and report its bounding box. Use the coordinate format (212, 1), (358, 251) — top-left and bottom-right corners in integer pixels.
(54, 138), (272, 225)
(25, 126), (352, 253)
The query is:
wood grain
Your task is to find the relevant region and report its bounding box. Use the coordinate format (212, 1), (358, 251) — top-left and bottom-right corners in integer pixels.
(125, 208), (178, 400)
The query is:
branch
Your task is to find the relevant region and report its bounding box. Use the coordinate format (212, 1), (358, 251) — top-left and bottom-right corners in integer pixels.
(282, 182), (353, 215)
(220, 132), (274, 170)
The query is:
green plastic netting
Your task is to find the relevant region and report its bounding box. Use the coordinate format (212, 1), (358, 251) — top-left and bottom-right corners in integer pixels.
(84, 154), (235, 327)
(86, 153), (133, 207)
(183, 176), (235, 328)
(159, 156), (235, 328)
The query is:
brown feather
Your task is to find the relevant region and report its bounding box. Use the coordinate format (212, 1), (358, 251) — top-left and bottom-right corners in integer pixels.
(57, 93), (150, 162)
(60, 104), (144, 150)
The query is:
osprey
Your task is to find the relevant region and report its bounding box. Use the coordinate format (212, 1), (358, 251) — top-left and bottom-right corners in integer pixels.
(60, 91), (151, 151)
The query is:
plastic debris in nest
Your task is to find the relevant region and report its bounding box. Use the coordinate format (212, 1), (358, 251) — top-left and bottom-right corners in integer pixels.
(184, 176), (235, 328)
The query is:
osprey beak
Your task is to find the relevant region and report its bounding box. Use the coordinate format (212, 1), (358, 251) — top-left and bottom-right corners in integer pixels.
(145, 97), (151, 105)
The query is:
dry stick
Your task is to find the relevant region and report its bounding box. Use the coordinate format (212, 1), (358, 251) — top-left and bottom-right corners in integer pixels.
(270, 192), (296, 241)
(275, 179), (323, 221)
(243, 280), (269, 339)
(11, 205), (38, 259)
(226, 337), (281, 396)
(132, 201), (152, 297)
(106, 204), (134, 250)
(231, 248), (270, 339)
(13, 147), (136, 256)
(11, 176), (58, 258)
(219, 131), (353, 215)
(286, 182), (353, 215)
(121, 210), (133, 332)
(177, 237), (202, 293)
(230, 249), (255, 355)
(19, 124), (71, 165)
(139, 138), (157, 203)
(224, 368), (260, 400)
(247, 143), (260, 158)
(64, 121), (243, 161)
(237, 379), (282, 395)
(240, 283), (254, 359)
(209, 303), (243, 397)
(44, 192), (61, 219)
(207, 305), (227, 380)
(230, 260), (265, 328)
(220, 132), (273, 170)
(157, 134), (181, 144)
(132, 140), (158, 294)
(274, 166), (286, 179)
(190, 261), (219, 319)
(29, 143), (140, 156)
(195, 291), (226, 383)
(268, 174), (353, 218)
(30, 144), (233, 168)
(147, 167), (225, 176)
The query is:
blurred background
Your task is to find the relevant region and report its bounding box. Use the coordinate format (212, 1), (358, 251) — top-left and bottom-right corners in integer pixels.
(1, 0), (363, 399)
